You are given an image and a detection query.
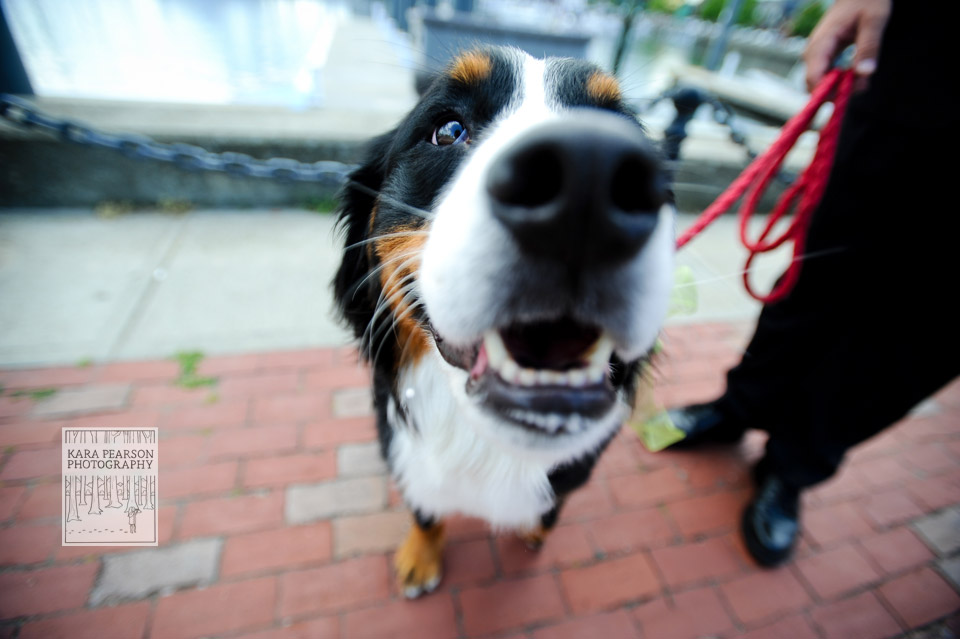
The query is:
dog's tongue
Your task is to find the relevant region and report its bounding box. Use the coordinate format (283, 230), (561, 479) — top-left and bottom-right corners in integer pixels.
(470, 343), (488, 379)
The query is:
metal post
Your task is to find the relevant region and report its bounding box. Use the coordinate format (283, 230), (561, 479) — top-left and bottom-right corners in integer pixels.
(1, 5), (33, 95)
(705, 0), (746, 71)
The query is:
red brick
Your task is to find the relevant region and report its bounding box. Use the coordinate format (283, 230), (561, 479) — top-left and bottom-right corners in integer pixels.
(59, 410), (163, 432)
(301, 417), (378, 447)
(633, 586), (735, 639)
(879, 567), (960, 628)
(497, 524), (594, 577)
(160, 461), (238, 499)
(651, 536), (742, 588)
(445, 538), (497, 586)
(607, 467), (688, 509)
(97, 360), (179, 383)
(586, 507), (674, 554)
(196, 353), (262, 376)
(227, 616), (339, 639)
(0, 524), (59, 565)
(0, 486), (27, 521)
(0, 563), (98, 617)
(803, 501), (876, 549)
(0, 396), (32, 419)
(794, 544), (882, 601)
(0, 421), (62, 447)
(860, 489), (925, 529)
(243, 450), (337, 489)
(221, 523), (332, 577)
(533, 610), (638, 639)
(562, 479), (615, 521)
(159, 434), (209, 468)
(15, 482), (59, 520)
(860, 527), (935, 575)
(853, 455), (916, 489)
(19, 602), (151, 639)
(152, 577), (277, 639)
(161, 401), (248, 430)
(810, 591), (901, 639)
(180, 492), (283, 538)
(207, 424), (298, 459)
(303, 365), (372, 390)
(594, 441), (642, 478)
(0, 367), (95, 389)
(739, 614), (819, 639)
(342, 592), (458, 639)
(335, 510), (409, 557)
(667, 489), (749, 538)
(719, 568), (812, 625)
(900, 443), (957, 475)
(131, 383), (214, 407)
(460, 574), (566, 636)
(258, 349), (336, 371)
(280, 556), (390, 617)
(218, 372), (301, 398)
(906, 472), (960, 511)
(0, 447), (60, 481)
(253, 394), (329, 424)
(677, 453), (749, 491)
(560, 553), (661, 614)
(445, 515), (490, 541)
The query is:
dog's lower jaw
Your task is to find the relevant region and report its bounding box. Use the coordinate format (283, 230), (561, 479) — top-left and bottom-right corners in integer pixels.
(388, 347), (626, 531)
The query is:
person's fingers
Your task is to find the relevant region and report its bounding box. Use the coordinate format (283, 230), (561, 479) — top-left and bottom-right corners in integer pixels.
(804, 21), (843, 91)
(851, 9), (889, 81)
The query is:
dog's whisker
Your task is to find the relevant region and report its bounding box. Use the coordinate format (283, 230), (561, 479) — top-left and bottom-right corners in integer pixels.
(350, 250), (423, 304)
(342, 230), (429, 253)
(345, 181), (433, 220)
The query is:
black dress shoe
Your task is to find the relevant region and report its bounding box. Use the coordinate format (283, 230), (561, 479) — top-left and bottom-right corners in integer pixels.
(742, 471), (801, 567)
(665, 401), (746, 449)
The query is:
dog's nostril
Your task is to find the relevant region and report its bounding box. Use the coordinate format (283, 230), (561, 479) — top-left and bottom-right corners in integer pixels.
(488, 146), (563, 208)
(611, 155), (663, 214)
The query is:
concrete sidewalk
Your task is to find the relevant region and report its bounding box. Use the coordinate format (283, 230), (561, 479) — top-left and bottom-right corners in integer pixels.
(0, 325), (957, 638)
(0, 208), (791, 368)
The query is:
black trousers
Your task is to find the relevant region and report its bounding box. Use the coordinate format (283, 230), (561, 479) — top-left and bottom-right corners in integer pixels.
(718, 0), (959, 489)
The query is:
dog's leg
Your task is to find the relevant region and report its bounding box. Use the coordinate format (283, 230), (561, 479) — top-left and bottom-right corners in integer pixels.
(518, 499), (564, 550)
(395, 510), (445, 599)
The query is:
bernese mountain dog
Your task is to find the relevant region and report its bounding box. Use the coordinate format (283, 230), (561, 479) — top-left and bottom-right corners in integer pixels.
(333, 46), (674, 598)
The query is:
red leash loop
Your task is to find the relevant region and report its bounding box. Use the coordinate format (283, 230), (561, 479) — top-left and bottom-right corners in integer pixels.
(675, 68), (856, 303)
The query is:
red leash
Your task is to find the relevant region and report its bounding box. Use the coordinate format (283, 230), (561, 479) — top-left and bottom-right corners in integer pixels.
(675, 68), (856, 303)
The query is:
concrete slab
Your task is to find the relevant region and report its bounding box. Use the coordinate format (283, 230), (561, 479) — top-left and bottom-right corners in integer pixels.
(0, 208), (775, 368)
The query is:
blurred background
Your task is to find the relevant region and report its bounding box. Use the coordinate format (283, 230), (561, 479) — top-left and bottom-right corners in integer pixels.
(0, 0), (822, 364)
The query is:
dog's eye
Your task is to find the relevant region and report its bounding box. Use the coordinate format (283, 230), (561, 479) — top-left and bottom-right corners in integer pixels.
(432, 120), (469, 146)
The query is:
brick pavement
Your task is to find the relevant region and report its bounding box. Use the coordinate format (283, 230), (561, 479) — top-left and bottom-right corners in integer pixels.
(0, 322), (958, 638)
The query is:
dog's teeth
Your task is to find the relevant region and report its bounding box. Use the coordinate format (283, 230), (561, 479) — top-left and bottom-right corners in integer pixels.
(587, 334), (615, 367)
(567, 369), (588, 387)
(484, 331), (508, 369)
(587, 365), (606, 384)
(501, 358), (520, 383)
(518, 368), (537, 386)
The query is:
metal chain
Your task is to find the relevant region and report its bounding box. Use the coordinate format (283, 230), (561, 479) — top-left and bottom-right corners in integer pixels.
(0, 93), (358, 184)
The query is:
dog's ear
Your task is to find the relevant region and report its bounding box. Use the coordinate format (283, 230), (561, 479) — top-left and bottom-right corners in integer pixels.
(333, 131), (394, 341)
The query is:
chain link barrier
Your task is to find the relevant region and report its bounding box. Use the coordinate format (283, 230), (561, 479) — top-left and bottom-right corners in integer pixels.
(0, 93), (358, 185)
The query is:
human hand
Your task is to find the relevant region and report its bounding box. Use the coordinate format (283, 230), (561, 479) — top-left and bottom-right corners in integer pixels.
(803, 0), (891, 91)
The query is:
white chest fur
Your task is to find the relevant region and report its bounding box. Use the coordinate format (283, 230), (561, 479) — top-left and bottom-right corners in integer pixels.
(388, 350), (557, 531)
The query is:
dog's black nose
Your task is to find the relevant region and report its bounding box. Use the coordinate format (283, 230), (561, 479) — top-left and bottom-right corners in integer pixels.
(486, 110), (668, 267)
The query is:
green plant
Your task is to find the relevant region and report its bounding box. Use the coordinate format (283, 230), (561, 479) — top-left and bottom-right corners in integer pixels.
(9, 388), (58, 401)
(699, 0), (758, 26)
(172, 351), (217, 389)
(790, 1), (826, 37)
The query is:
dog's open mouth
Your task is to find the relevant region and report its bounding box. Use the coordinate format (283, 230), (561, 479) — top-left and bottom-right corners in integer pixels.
(435, 318), (617, 435)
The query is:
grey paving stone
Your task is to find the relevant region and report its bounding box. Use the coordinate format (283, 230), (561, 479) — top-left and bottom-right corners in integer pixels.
(32, 384), (130, 417)
(331, 387), (374, 418)
(913, 507), (960, 557)
(938, 556), (960, 592)
(285, 476), (385, 525)
(89, 537), (222, 606)
(337, 442), (388, 477)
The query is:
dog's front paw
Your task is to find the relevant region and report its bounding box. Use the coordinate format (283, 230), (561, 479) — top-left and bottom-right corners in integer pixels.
(394, 521), (445, 599)
(517, 528), (547, 551)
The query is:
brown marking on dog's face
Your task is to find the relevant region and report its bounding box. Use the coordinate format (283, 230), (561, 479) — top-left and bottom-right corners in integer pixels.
(450, 51), (493, 86)
(394, 518), (445, 596)
(586, 70), (622, 106)
(374, 226), (430, 367)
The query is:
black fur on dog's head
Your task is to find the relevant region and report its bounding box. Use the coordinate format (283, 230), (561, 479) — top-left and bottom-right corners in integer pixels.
(334, 47), (673, 451)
